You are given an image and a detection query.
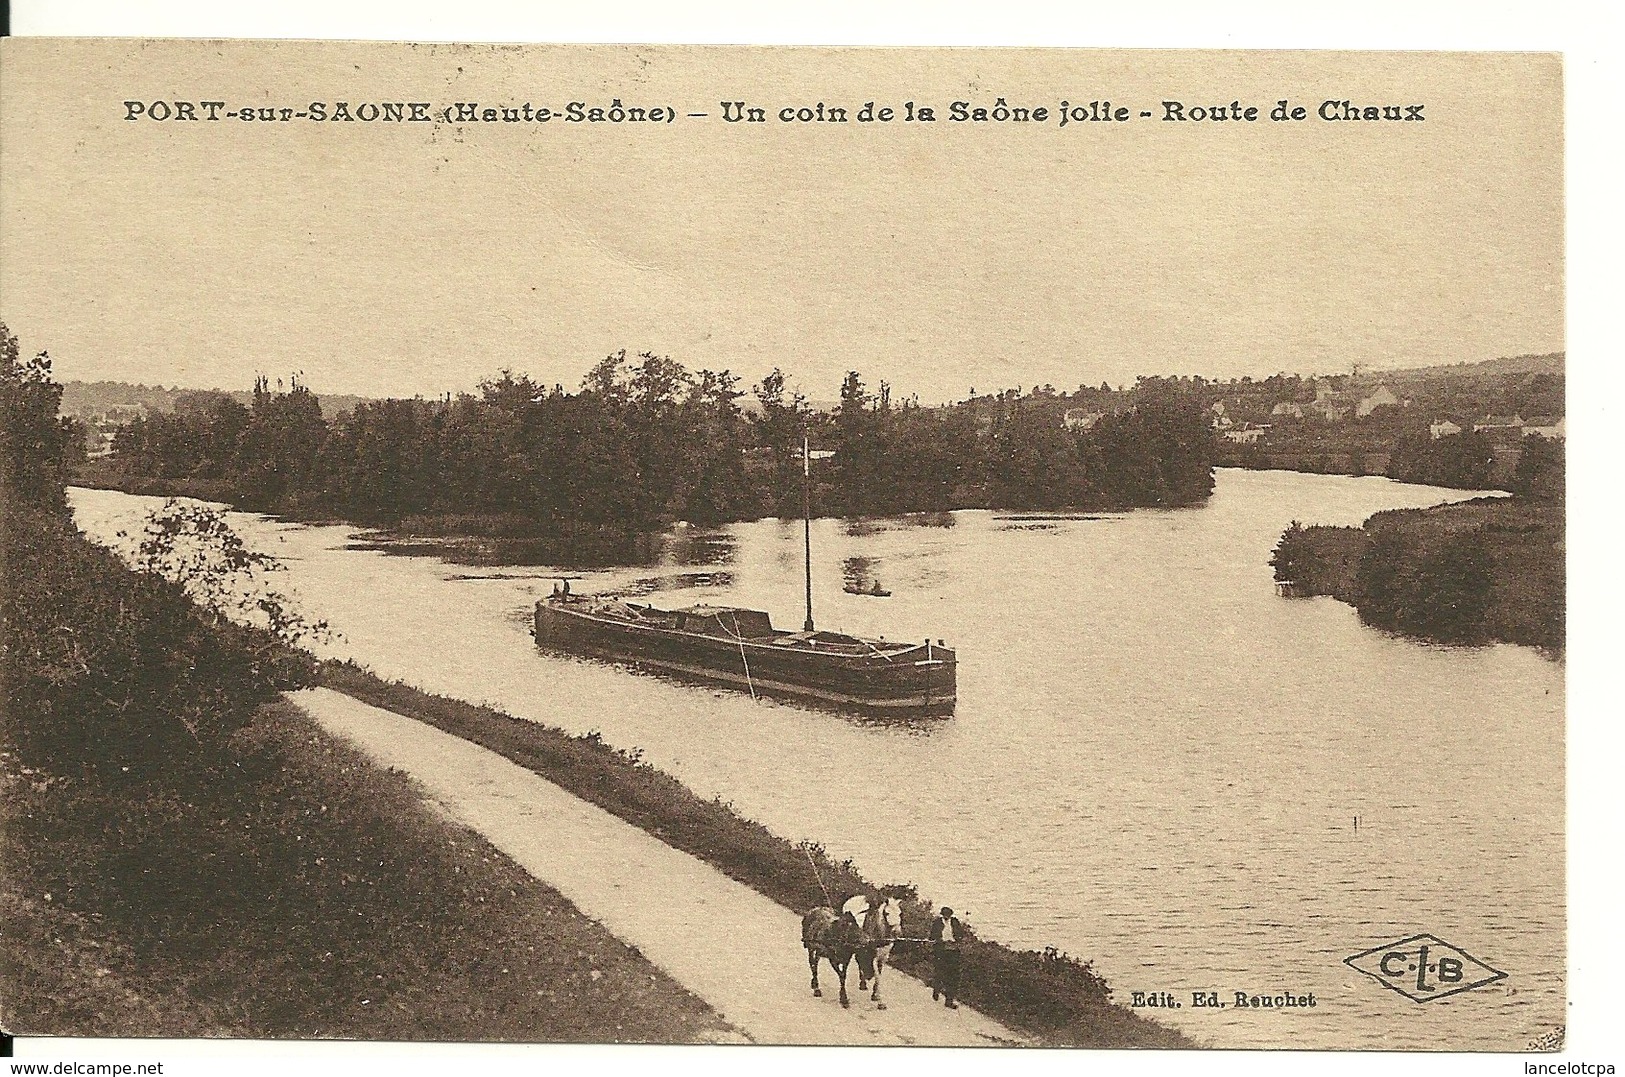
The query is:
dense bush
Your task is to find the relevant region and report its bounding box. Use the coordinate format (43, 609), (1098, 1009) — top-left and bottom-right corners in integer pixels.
(1387, 429), (1497, 489)
(1356, 523), (1494, 642)
(3, 322), (727, 1042)
(3, 503), (314, 780)
(1513, 435), (1565, 500)
(1269, 498), (1562, 653)
(3, 319), (316, 779)
(1270, 521), (1317, 584)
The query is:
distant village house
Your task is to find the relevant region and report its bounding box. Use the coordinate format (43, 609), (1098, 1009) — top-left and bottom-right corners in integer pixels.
(1522, 415), (1565, 439)
(1063, 408), (1105, 431)
(1356, 384), (1402, 417)
(1309, 398), (1350, 422)
(102, 402), (149, 423)
(1221, 423), (1270, 444)
(1429, 419), (1463, 440)
(84, 402), (150, 457)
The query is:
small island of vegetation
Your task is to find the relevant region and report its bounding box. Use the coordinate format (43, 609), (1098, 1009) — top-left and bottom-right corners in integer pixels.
(79, 352), (1216, 561)
(1270, 435), (1563, 653)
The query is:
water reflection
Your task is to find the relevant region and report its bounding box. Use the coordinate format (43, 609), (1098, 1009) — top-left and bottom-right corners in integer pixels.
(841, 555), (886, 595)
(345, 531), (667, 568)
(623, 571), (735, 595)
(842, 511), (958, 537)
(660, 527), (738, 567)
(543, 649), (951, 733)
(67, 470), (1564, 1051)
(349, 521), (744, 570)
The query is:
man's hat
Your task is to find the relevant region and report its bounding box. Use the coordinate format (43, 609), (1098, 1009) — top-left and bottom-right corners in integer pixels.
(940, 906), (954, 916)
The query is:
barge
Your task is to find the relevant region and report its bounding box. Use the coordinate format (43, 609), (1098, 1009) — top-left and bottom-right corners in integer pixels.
(532, 435), (956, 713)
(533, 592), (955, 711)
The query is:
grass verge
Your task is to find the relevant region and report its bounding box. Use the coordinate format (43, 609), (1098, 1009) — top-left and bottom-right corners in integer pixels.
(0, 701), (736, 1043)
(318, 660), (1193, 1048)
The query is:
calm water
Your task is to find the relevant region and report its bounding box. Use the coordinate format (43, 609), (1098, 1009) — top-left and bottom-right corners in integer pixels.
(69, 469), (1564, 1050)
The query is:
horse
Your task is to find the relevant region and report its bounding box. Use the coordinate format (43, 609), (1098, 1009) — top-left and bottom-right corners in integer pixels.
(855, 895), (903, 1009)
(801, 906), (866, 1007)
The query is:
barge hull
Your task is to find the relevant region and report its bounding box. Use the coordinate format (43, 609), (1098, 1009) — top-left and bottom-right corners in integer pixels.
(534, 602), (955, 712)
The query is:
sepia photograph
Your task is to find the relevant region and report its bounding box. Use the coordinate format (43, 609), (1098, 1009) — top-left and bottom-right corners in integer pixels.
(0, 12), (1600, 1074)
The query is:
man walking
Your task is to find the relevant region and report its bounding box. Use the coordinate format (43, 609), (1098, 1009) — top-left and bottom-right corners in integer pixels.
(928, 905), (964, 1009)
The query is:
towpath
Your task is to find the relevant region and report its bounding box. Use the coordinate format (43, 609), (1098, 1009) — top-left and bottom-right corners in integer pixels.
(290, 687), (1026, 1047)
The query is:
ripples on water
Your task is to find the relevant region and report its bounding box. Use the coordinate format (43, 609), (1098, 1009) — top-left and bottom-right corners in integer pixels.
(68, 470), (1563, 1050)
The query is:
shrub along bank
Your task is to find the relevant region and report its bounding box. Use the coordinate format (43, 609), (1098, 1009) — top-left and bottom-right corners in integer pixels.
(320, 661), (1193, 1048)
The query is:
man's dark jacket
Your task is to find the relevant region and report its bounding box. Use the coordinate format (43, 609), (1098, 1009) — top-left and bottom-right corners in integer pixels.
(928, 915), (965, 948)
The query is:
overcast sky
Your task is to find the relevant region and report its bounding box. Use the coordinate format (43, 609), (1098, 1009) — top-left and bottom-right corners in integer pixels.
(2, 42), (1561, 403)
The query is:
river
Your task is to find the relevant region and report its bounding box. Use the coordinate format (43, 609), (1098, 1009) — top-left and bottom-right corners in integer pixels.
(68, 469), (1564, 1050)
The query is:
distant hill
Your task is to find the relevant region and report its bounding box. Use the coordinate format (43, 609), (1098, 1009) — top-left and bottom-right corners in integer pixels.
(59, 381), (377, 421)
(736, 396), (841, 416)
(62, 379), (841, 422)
(1384, 352), (1564, 377)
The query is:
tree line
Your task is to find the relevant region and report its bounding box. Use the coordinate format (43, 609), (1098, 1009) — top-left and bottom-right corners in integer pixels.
(1386, 426), (1564, 496)
(108, 351), (1217, 535)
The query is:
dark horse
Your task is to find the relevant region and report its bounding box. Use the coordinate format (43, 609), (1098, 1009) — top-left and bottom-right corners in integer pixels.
(801, 906), (866, 1007)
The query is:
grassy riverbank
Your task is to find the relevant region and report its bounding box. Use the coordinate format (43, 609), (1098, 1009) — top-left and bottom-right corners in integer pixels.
(319, 661), (1193, 1048)
(0, 490), (733, 1040)
(5, 409), (731, 1039)
(1271, 496), (1564, 653)
(0, 702), (735, 1042)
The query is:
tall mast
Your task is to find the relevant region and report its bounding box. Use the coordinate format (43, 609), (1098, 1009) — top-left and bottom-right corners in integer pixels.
(802, 433), (815, 632)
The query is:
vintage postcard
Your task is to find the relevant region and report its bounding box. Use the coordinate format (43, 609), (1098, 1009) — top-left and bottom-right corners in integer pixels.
(0, 36), (1573, 1070)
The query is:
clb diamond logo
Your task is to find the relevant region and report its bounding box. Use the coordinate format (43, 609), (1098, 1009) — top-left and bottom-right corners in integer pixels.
(1345, 933), (1507, 1003)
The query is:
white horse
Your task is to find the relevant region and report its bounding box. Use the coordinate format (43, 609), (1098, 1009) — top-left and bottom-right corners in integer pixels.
(843, 894), (903, 1009)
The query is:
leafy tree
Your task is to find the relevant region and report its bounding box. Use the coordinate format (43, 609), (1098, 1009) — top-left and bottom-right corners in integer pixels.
(1, 322), (82, 510)
(234, 376), (329, 509)
(832, 371), (879, 514)
(752, 368), (811, 517)
(1270, 521), (1318, 583)
(1513, 435), (1564, 500)
(1407, 530), (1494, 642)
(1387, 430), (1495, 489)
(987, 400), (1086, 509)
(680, 368), (747, 524)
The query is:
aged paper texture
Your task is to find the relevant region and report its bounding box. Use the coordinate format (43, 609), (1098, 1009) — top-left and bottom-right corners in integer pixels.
(1, 37), (1566, 1065)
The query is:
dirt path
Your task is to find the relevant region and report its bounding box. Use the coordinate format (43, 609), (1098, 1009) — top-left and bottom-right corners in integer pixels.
(290, 687), (1026, 1047)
